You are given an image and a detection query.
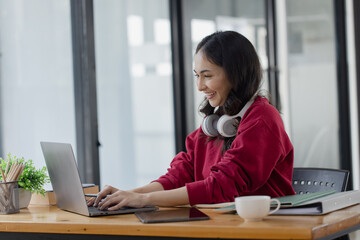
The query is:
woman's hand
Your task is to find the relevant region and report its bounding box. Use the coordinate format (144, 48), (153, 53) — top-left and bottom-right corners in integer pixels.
(86, 185), (119, 208)
(87, 184), (189, 210)
(97, 190), (148, 211)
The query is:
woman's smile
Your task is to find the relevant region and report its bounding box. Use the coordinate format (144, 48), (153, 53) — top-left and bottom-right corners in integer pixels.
(204, 91), (216, 100)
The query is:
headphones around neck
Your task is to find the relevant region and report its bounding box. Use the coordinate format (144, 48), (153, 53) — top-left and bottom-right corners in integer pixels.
(201, 98), (255, 138)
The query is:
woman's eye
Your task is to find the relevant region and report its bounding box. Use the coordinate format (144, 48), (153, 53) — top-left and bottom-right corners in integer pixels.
(204, 75), (212, 78)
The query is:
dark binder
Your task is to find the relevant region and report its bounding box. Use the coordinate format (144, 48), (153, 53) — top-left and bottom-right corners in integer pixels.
(214, 190), (360, 215)
(274, 190), (360, 215)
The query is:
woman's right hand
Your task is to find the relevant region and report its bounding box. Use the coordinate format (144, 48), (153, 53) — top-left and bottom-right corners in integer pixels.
(86, 185), (119, 207)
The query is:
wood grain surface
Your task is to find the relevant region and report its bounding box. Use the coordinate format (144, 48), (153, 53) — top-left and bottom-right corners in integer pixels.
(0, 204), (359, 239)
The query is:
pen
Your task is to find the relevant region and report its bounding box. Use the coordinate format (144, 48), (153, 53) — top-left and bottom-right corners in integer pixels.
(0, 168), (6, 182)
(4, 161), (10, 179)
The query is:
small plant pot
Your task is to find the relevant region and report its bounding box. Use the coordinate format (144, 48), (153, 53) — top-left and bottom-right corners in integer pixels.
(18, 188), (32, 208)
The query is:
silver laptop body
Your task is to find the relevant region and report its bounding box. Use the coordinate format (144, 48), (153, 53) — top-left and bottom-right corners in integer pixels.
(40, 141), (157, 217)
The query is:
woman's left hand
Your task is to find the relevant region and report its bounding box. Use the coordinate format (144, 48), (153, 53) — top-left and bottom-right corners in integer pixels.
(97, 190), (148, 211)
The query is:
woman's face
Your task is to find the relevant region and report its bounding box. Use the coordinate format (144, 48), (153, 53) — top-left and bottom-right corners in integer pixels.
(194, 50), (232, 107)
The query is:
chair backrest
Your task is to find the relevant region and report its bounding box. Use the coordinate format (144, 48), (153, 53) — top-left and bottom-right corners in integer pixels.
(292, 168), (349, 194)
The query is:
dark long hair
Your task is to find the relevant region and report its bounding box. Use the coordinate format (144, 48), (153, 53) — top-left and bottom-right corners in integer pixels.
(196, 31), (263, 153)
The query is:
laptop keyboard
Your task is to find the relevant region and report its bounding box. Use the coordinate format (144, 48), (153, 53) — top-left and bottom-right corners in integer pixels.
(88, 206), (134, 214)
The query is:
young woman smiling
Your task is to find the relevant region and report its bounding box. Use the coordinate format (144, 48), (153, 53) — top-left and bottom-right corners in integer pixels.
(88, 31), (295, 211)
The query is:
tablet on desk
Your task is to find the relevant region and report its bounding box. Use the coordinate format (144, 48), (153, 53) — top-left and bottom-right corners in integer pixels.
(135, 207), (210, 223)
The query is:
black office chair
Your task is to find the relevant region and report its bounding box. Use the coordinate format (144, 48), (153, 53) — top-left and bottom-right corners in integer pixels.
(291, 168), (351, 240)
(292, 167), (349, 195)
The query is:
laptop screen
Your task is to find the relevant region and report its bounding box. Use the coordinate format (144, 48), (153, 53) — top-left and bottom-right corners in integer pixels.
(41, 142), (89, 216)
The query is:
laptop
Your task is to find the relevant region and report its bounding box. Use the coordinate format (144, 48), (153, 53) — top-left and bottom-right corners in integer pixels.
(40, 141), (157, 217)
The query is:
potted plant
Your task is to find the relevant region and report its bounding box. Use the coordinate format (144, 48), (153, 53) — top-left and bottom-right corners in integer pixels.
(0, 153), (50, 208)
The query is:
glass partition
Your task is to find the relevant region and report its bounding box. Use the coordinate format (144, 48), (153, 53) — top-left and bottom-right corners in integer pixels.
(0, 0), (75, 186)
(285, 0), (340, 168)
(94, 0), (175, 189)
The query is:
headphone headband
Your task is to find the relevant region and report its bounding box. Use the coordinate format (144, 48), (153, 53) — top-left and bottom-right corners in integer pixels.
(237, 97), (256, 119)
(201, 96), (257, 137)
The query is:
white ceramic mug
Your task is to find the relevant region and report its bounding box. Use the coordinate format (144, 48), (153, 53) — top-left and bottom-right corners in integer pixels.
(235, 195), (281, 222)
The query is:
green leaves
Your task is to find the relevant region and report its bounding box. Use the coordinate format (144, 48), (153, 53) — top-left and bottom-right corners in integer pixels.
(0, 153), (50, 196)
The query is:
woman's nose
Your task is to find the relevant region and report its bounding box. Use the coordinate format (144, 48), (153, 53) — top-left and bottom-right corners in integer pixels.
(197, 78), (206, 91)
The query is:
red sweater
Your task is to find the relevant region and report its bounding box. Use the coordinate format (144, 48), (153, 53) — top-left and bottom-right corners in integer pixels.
(155, 97), (295, 205)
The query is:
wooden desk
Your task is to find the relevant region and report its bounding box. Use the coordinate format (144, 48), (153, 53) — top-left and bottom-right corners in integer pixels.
(0, 204), (359, 240)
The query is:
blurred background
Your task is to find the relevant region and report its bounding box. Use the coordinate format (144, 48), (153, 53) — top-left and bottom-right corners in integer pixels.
(0, 0), (359, 196)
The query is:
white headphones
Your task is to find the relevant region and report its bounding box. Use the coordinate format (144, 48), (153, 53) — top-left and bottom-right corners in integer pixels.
(201, 98), (255, 138)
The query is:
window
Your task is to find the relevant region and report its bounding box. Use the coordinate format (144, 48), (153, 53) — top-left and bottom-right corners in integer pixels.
(284, 0), (340, 168)
(93, 0), (175, 189)
(0, 0), (75, 188)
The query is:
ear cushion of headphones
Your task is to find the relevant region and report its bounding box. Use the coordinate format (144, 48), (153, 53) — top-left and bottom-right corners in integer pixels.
(217, 115), (239, 138)
(201, 114), (219, 137)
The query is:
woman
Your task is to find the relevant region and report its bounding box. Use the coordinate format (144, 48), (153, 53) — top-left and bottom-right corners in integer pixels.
(88, 31), (295, 211)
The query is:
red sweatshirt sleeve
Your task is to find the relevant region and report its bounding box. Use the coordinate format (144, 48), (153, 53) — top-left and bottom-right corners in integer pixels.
(186, 118), (291, 205)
